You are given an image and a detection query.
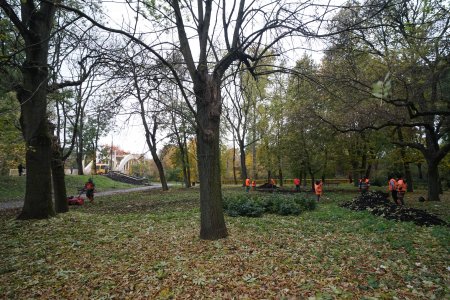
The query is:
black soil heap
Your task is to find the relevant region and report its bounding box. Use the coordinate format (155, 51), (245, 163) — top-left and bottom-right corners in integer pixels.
(340, 191), (447, 227)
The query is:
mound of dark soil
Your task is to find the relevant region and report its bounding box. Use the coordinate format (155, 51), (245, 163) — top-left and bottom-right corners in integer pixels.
(340, 191), (447, 227)
(257, 183), (278, 189)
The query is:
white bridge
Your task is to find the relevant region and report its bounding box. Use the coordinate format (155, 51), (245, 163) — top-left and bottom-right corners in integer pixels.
(83, 153), (143, 175)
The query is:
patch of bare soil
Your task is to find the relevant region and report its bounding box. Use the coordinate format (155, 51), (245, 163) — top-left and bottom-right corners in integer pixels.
(340, 191), (447, 226)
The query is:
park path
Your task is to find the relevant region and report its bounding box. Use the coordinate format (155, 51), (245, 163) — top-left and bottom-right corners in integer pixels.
(0, 184), (164, 211)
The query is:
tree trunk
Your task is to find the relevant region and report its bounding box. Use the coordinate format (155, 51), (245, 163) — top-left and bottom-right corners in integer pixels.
(51, 134), (68, 213)
(278, 167), (283, 187)
(16, 5), (57, 219)
(322, 149), (328, 183)
(397, 128), (413, 192)
(417, 163), (423, 179)
(151, 148), (169, 191)
(185, 133), (192, 187)
(195, 77), (227, 240)
(232, 139), (237, 185)
(239, 140), (247, 181)
(426, 160), (440, 201)
(76, 116), (84, 175)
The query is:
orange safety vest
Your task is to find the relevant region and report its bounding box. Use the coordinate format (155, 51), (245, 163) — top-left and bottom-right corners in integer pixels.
(388, 178), (397, 191)
(251, 181), (256, 187)
(397, 179), (407, 192)
(294, 178), (300, 185)
(314, 182), (323, 195)
(245, 178), (250, 186)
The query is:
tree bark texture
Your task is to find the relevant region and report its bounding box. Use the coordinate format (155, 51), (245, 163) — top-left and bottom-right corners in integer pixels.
(426, 160), (441, 201)
(16, 2), (58, 219)
(195, 78), (227, 240)
(239, 140), (248, 181)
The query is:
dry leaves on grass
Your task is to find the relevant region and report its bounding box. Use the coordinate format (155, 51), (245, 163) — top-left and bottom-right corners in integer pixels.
(0, 189), (448, 299)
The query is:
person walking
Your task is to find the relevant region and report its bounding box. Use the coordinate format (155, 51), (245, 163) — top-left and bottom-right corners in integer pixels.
(314, 180), (323, 202)
(388, 175), (398, 204)
(396, 176), (407, 206)
(84, 178), (96, 203)
(17, 163), (24, 176)
(245, 178), (251, 193)
(294, 178), (301, 192)
(251, 180), (256, 191)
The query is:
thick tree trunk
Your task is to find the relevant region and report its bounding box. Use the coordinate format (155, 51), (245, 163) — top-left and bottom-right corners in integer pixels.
(239, 140), (247, 181)
(16, 8), (56, 219)
(18, 122), (54, 219)
(195, 78), (227, 240)
(426, 161), (440, 201)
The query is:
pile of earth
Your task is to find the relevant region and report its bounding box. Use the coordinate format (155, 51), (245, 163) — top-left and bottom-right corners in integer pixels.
(257, 183), (278, 190)
(340, 191), (447, 227)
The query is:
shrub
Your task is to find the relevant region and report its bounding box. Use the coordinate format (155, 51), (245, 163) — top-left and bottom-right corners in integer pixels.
(277, 199), (302, 216)
(223, 194), (265, 217)
(293, 195), (317, 211)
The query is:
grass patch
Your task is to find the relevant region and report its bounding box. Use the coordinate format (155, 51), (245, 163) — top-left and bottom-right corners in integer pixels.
(0, 175), (145, 203)
(0, 187), (449, 299)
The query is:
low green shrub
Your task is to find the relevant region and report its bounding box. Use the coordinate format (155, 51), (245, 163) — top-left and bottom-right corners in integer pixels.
(223, 193), (316, 217)
(293, 195), (317, 211)
(277, 199), (302, 215)
(223, 194), (265, 217)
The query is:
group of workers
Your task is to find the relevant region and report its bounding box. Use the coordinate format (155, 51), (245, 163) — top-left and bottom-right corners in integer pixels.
(244, 174), (408, 205)
(359, 175), (408, 205)
(388, 175), (408, 205)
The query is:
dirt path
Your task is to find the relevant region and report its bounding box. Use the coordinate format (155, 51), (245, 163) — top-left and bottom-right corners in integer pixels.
(0, 185), (164, 211)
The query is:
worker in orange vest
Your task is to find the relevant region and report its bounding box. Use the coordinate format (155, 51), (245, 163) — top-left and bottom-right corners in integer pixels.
(251, 180), (256, 191)
(294, 178), (301, 192)
(314, 180), (323, 201)
(388, 175), (398, 204)
(359, 177), (370, 193)
(396, 176), (407, 205)
(245, 178), (251, 192)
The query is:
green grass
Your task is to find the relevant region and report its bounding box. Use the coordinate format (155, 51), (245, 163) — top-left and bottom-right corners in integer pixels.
(0, 187), (449, 299)
(0, 175), (144, 203)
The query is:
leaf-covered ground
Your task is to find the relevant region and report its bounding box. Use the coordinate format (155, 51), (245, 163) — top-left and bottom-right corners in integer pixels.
(0, 188), (448, 299)
(0, 175), (145, 203)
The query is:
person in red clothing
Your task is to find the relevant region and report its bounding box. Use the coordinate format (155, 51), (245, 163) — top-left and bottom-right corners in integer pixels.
(396, 176), (407, 205)
(251, 180), (256, 191)
(293, 178), (301, 192)
(314, 180), (323, 201)
(245, 178), (251, 192)
(84, 178), (95, 202)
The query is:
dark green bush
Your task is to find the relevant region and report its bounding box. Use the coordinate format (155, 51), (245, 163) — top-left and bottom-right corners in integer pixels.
(277, 199), (302, 215)
(223, 194), (265, 217)
(293, 195), (317, 211)
(223, 192), (317, 217)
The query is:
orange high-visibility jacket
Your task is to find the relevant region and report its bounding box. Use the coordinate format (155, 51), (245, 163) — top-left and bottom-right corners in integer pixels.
(251, 181), (256, 187)
(397, 179), (407, 192)
(245, 178), (250, 186)
(388, 178), (397, 191)
(314, 182), (323, 195)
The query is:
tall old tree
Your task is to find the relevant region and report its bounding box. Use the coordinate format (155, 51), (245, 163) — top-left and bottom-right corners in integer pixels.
(56, 0), (383, 239)
(0, 1), (59, 218)
(324, 0), (449, 200)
